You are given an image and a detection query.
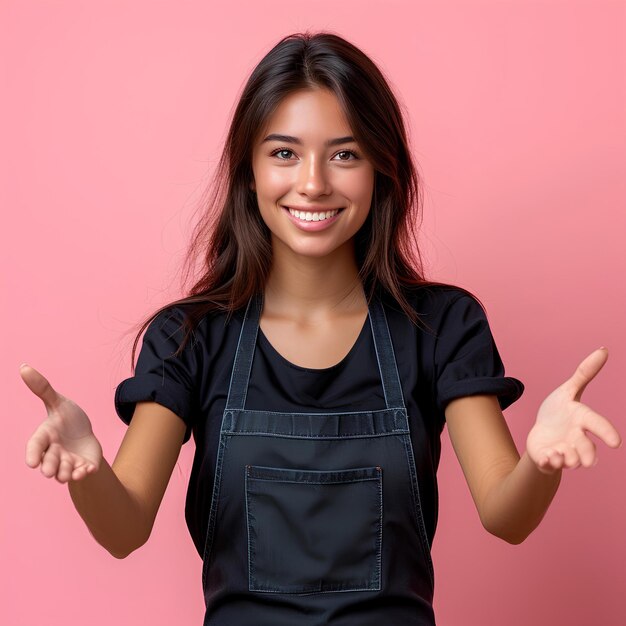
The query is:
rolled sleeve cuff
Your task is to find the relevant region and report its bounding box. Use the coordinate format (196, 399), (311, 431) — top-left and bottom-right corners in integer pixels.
(114, 373), (194, 443)
(437, 376), (525, 414)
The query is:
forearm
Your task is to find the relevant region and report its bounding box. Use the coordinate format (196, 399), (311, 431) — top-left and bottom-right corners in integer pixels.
(68, 456), (150, 558)
(481, 450), (562, 544)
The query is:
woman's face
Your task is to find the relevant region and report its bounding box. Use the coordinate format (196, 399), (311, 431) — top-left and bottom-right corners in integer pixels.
(251, 88), (375, 260)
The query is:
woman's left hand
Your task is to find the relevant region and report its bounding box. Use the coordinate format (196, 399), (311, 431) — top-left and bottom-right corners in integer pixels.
(526, 347), (622, 474)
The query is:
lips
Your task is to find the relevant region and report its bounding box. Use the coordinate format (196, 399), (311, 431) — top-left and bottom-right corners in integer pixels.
(281, 205), (345, 231)
(282, 206), (345, 212)
(282, 206), (343, 222)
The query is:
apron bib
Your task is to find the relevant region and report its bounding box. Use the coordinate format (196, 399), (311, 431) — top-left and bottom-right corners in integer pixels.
(201, 292), (436, 625)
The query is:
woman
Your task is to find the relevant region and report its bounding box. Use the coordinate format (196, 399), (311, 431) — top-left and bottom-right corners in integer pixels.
(21, 32), (621, 625)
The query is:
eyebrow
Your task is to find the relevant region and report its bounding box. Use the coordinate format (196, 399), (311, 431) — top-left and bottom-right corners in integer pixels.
(261, 133), (357, 147)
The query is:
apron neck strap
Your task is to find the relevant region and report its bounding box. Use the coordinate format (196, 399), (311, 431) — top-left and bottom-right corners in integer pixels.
(225, 291), (406, 411)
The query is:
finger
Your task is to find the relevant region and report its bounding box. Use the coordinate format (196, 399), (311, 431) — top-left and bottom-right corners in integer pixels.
(40, 443), (62, 478)
(567, 348), (608, 402)
(555, 443), (581, 469)
(573, 434), (597, 468)
(25, 427), (53, 468)
(578, 407), (622, 449)
(536, 449), (562, 474)
(19, 364), (62, 410)
(84, 463), (98, 475)
(71, 465), (88, 481)
(547, 449), (565, 471)
(537, 456), (557, 474)
(71, 461), (96, 482)
(55, 455), (75, 484)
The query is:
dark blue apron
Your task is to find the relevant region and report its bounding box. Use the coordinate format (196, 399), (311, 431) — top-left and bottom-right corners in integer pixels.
(201, 291), (436, 625)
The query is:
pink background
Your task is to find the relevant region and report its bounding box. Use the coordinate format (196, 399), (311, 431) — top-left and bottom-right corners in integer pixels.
(3, 1), (625, 624)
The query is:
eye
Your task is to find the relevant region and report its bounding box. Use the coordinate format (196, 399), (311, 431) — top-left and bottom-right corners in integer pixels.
(333, 150), (359, 161)
(270, 148), (295, 160)
(269, 147), (361, 161)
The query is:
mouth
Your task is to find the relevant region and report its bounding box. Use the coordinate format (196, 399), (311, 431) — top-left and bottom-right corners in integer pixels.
(282, 206), (346, 223)
(281, 205), (346, 231)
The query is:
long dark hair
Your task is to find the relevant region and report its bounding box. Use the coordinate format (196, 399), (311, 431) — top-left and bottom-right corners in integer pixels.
(129, 30), (479, 368)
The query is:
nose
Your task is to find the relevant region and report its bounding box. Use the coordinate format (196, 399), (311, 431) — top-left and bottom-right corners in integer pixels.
(295, 154), (332, 198)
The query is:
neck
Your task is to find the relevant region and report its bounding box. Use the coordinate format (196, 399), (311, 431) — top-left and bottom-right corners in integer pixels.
(263, 240), (366, 322)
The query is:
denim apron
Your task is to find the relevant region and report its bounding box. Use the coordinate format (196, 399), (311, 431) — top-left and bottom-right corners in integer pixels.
(201, 292), (436, 625)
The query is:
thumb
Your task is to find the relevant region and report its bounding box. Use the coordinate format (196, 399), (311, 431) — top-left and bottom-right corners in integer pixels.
(566, 347), (608, 402)
(19, 363), (63, 410)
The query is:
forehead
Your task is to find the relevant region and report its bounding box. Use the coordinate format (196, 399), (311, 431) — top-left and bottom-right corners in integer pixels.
(259, 88), (352, 139)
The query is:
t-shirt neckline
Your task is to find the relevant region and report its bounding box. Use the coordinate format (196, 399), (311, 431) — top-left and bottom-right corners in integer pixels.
(257, 314), (370, 373)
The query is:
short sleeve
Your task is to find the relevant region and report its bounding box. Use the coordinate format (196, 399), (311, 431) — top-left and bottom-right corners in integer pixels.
(114, 307), (200, 444)
(434, 294), (524, 417)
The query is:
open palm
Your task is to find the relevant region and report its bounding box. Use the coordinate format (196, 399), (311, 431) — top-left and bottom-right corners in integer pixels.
(527, 348), (621, 474)
(21, 364), (102, 483)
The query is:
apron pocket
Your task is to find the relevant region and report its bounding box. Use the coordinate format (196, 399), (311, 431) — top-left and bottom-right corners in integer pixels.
(245, 464), (383, 594)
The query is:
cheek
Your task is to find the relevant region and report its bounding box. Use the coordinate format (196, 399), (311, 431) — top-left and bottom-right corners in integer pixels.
(256, 165), (292, 196)
(341, 167), (374, 197)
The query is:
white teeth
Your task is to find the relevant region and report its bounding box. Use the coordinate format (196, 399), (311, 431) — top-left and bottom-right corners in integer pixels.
(287, 208), (340, 222)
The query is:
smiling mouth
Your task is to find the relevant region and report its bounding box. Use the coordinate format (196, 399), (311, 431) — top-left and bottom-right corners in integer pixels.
(282, 206), (345, 222)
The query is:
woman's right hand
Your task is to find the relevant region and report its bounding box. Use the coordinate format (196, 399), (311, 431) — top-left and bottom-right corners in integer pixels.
(21, 364), (103, 483)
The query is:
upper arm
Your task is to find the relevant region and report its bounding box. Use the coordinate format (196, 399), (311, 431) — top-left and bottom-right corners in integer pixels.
(111, 401), (186, 544)
(444, 394), (520, 526)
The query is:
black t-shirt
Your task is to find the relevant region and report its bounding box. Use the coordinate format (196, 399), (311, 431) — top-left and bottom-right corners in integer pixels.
(114, 284), (524, 558)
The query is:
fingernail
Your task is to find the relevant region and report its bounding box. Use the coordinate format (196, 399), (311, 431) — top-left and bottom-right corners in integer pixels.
(20, 363), (28, 368)
(592, 457), (598, 466)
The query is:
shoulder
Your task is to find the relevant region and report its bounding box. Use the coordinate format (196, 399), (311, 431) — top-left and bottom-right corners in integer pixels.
(148, 301), (235, 336)
(388, 281), (486, 334)
(140, 303), (220, 361)
(146, 301), (249, 362)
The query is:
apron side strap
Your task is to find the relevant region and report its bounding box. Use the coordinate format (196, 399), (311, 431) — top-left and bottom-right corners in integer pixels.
(225, 292), (261, 411)
(369, 298), (406, 410)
